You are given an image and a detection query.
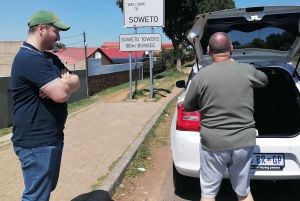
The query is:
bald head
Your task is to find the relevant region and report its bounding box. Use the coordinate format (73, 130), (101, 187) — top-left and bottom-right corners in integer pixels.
(207, 32), (233, 62)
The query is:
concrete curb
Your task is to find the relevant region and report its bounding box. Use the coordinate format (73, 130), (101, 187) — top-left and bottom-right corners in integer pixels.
(87, 89), (183, 201)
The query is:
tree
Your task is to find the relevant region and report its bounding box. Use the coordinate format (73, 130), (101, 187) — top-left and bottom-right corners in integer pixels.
(251, 38), (266, 48)
(55, 42), (66, 49)
(198, 0), (235, 14)
(163, 0), (202, 71)
(232, 41), (242, 48)
(265, 31), (295, 51)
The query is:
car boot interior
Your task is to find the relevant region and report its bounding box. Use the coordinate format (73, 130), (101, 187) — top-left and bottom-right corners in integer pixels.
(254, 67), (300, 137)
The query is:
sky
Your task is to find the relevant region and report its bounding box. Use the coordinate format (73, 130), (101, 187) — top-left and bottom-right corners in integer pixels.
(0, 0), (299, 48)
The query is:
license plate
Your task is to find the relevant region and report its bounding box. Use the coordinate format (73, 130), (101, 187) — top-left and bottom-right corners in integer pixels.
(250, 153), (285, 170)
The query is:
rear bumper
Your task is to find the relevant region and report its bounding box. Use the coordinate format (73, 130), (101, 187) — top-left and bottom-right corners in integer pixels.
(171, 123), (300, 180)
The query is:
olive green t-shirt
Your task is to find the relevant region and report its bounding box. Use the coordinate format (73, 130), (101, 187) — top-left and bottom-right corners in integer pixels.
(184, 60), (268, 151)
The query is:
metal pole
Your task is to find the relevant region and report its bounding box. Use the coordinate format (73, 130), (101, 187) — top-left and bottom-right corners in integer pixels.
(83, 31), (89, 97)
(134, 28), (138, 94)
(150, 28), (154, 99)
(141, 63), (143, 80)
(129, 51), (132, 100)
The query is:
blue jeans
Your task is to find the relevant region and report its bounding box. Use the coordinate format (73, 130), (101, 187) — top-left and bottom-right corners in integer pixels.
(13, 139), (64, 201)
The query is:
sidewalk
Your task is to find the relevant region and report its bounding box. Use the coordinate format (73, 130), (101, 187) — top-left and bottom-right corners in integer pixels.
(0, 86), (183, 201)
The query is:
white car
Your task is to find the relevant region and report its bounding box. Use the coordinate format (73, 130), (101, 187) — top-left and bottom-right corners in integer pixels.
(171, 5), (300, 193)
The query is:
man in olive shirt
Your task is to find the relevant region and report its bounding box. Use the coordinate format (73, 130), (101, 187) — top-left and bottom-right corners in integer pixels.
(184, 32), (268, 201)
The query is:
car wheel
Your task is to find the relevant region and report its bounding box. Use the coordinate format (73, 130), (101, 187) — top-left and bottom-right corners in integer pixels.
(173, 162), (199, 193)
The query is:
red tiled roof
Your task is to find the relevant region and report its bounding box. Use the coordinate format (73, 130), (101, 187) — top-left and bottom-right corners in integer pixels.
(100, 48), (144, 58)
(100, 42), (119, 49)
(161, 42), (173, 49)
(52, 47), (109, 64)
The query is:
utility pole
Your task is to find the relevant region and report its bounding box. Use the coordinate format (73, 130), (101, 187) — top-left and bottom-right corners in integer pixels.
(83, 31), (89, 97)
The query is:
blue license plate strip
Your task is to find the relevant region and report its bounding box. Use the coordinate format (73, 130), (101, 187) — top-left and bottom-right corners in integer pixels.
(250, 153), (285, 170)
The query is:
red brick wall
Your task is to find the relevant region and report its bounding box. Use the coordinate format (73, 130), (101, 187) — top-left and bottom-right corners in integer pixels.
(88, 60), (166, 96)
(88, 70), (139, 95)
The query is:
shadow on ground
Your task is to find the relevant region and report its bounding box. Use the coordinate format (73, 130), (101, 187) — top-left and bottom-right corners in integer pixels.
(71, 190), (111, 201)
(134, 88), (171, 99)
(175, 179), (300, 201)
(154, 74), (164, 79)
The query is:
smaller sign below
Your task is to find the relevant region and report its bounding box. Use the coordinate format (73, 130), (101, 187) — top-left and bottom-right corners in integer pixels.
(119, 33), (162, 52)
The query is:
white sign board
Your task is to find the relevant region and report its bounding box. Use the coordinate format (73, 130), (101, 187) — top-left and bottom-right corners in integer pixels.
(123, 0), (164, 28)
(119, 34), (162, 51)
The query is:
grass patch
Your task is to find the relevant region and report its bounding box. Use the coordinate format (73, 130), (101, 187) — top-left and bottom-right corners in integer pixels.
(91, 156), (123, 191)
(129, 69), (187, 101)
(182, 59), (196, 68)
(294, 55), (299, 63)
(68, 81), (133, 114)
(0, 127), (12, 137)
(91, 175), (107, 191)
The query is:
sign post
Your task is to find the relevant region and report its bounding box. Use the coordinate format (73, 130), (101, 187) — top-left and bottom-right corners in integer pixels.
(150, 28), (154, 99)
(129, 51), (132, 99)
(122, 0), (165, 100)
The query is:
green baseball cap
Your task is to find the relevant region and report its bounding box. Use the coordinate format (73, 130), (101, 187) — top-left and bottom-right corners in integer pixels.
(28, 10), (70, 31)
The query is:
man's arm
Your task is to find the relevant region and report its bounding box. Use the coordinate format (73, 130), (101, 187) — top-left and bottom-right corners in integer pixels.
(40, 79), (71, 103)
(60, 69), (80, 92)
(253, 69), (268, 88)
(184, 80), (200, 111)
(39, 69), (80, 103)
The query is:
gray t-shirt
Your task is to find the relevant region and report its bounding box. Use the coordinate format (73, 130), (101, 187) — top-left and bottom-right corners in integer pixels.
(184, 60), (268, 151)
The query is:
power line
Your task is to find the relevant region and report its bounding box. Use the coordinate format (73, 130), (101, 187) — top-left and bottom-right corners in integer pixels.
(61, 33), (83, 39)
(66, 41), (83, 47)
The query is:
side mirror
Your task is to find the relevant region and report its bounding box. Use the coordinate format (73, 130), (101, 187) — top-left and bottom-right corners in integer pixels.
(176, 80), (186, 88)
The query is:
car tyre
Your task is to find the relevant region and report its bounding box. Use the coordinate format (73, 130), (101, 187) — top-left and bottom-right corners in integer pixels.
(173, 162), (199, 193)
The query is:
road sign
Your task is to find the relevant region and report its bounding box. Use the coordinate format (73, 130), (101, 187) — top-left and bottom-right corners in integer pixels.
(123, 0), (165, 28)
(119, 34), (162, 51)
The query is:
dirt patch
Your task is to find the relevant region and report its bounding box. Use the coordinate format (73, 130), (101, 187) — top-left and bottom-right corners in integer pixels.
(101, 89), (130, 102)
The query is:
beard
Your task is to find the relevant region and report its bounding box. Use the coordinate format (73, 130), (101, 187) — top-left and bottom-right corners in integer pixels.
(43, 40), (55, 51)
(42, 34), (56, 51)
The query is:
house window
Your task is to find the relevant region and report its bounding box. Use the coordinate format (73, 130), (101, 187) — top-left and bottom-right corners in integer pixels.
(95, 52), (101, 58)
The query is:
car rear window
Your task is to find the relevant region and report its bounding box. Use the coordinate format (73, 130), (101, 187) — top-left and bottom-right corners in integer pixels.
(228, 28), (296, 51)
(199, 13), (299, 52)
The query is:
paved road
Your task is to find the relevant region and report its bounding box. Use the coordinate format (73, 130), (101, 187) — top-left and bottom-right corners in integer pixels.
(0, 87), (183, 201)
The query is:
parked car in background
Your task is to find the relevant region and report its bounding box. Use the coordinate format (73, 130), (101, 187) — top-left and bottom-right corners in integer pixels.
(170, 5), (300, 193)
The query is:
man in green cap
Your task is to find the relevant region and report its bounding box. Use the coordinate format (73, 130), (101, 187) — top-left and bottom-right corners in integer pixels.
(11, 10), (80, 201)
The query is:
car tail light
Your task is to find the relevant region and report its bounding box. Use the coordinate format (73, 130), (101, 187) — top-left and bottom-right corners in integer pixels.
(176, 101), (201, 131)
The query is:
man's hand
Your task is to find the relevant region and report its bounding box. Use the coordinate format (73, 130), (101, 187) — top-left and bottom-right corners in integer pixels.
(39, 90), (50, 99)
(60, 68), (80, 92)
(61, 69), (71, 80)
(60, 69), (73, 87)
